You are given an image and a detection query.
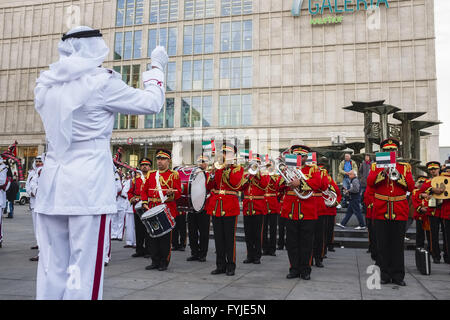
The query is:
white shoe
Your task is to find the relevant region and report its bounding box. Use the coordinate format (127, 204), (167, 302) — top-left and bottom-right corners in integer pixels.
(336, 223), (346, 229)
(354, 226), (366, 230)
(404, 237), (410, 241)
(336, 204), (342, 209)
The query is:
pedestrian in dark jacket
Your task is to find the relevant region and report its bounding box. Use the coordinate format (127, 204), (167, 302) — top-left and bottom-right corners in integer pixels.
(359, 154), (372, 216)
(336, 171), (366, 230)
(6, 177), (19, 218)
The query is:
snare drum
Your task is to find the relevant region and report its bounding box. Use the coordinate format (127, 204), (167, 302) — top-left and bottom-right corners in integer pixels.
(140, 204), (176, 238)
(174, 166), (207, 213)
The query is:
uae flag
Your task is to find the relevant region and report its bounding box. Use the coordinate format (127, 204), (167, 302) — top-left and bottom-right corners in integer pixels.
(306, 152), (317, 165)
(376, 151), (396, 168)
(202, 140), (215, 154)
(240, 150), (252, 160)
(285, 154), (301, 167)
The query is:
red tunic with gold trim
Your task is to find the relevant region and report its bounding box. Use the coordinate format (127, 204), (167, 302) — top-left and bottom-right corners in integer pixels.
(127, 172), (150, 213)
(206, 165), (245, 217)
(439, 172), (450, 220)
(140, 169), (182, 218)
(366, 162), (415, 221)
(279, 164), (324, 220)
(418, 179), (442, 218)
(364, 183), (375, 220)
(320, 172), (342, 216)
(264, 175), (282, 214)
(241, 172), (270, 216)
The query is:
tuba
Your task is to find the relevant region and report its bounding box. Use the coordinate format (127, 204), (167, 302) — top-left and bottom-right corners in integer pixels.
(275, 159), (313, 199)
(388, 167), (400, 181)
(323, 188), (337, 207)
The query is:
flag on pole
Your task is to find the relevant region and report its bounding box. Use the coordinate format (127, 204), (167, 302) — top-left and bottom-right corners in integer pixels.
(265, 154), (269, 163)
(285, 154), (301, 167)
(376, 151), (396, 168)
(240, 150), (251, 160)
(306, 152), (317, 165)
(202, 140), (215, 154)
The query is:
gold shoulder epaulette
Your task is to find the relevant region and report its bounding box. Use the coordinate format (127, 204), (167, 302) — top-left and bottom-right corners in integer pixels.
(371, 163), (377, 171)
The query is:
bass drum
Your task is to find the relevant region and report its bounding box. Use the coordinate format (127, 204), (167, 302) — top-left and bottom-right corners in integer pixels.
(174, 166), (207, 213)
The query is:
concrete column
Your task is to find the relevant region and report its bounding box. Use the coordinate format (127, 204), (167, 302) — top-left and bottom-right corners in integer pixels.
(172, 140), (183, 168)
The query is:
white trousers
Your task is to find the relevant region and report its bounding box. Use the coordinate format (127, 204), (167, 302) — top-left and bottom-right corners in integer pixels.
(104, 215), (112, 264)
(125, 211), (136, 246)
(111, 210), (125, 240)
(31, 210), (38, 245)
(35, 213), (107, 300)
(0, 209), (3, 243)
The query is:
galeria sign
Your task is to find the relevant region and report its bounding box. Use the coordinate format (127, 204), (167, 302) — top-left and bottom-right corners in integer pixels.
(292, 0), (390, 25)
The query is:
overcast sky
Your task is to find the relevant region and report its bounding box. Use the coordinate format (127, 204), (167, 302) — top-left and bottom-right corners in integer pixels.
(435, 0), (450, 146)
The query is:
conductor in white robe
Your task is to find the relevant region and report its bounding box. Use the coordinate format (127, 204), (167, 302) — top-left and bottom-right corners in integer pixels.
(33, 26), (168, 300)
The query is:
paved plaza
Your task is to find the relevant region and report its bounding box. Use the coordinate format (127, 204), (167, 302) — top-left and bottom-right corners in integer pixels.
(0, 206), (449, 300)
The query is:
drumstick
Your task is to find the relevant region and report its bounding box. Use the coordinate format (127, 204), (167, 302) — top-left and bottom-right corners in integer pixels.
(147, 188), (177, 192)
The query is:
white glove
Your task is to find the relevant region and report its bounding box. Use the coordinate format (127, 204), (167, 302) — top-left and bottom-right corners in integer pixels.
(151, 46), (168, 72)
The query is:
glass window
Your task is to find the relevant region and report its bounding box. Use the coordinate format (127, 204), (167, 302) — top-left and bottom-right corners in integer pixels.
(220, 22), (230, 52)
(170, 0), (178, 21)
(192, 60), (203, 90)
(193, 25), (204, 55)
(133, 31), (142, 59)
(195, 0), (204, 19)
(144, 114), (153, 128)
(231, 21), (241, 51)
(205, 0), (215, 17)
(232, 0), (242, 15)
(182, 61), (193, 91)
(123, 31), (133, 60)
(219, 95), (229, 126)
(113, 113), (119, 129)
(122, 65), (131, 85)
(150, 0), (178, 23)
(183, 26), (193, 55)
(221, 0), (231, 16)
(243, 20), (252, 50)
(119, 114), (129, 129)
(155, 108), (164, 128)
(135, 0), (144, 24)
(129, 115), (138, 129)
(159, 28), (168, 49)
(242, 94), (252, 125)
(132, 65), (140, 88)
(148, 29), (157, 57)
(125, 0), (135, 26)
(150, 0), (158, 23)
(243, 0), (252, 14)
(116, 0), (125, 26)
(191, 96), (202, 127)
(231, 57), (241, 88)
(184, 0), (194, 19)
(113, 66), (121, 73)
(220, 58), (230, 88)
(204, 24), (214, 53)
(114, 32), (123, 60)
(203, 59), (213, 90)
(242, 56), (252, 87)
(181, 98), (191, 127)
(166, 98), (174, 128)
(167, 62), (176, 92)
(202, 96), (212, 127)
(159, 0), (169, 22)
(230, 94), (240, 126)
(168, 27), (177, 56)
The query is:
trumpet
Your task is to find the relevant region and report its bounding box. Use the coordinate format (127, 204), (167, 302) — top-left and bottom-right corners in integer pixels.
(388, 167), (400, 181)
(275, 159), (313, 200)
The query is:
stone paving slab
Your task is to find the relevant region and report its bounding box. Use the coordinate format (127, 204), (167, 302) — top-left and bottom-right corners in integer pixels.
(1, 206), (450, 300)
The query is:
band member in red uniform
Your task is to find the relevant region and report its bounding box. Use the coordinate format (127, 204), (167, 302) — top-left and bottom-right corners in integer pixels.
(440, 163), (450, 270)
(412, 176), (431, 250)
(242, 154), (270, 264)
(367, 138), (415, 286)
(364, 182), (378, 263)
(127, 158), (153, 258)
(279, 145), (325, 280)
(187, 155), (212, 262)
(318, 165), (342, 260)
(141, 149), (182, 271)
(207, 142), (245, 276)
(419, 161), (448, 263)
(263, 170), (282, 256)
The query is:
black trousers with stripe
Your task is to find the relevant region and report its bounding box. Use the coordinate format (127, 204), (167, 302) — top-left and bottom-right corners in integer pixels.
(263, 213), (278, 254)
(187, 210), (211, 258)
(134, 212), (151, 255)
(244, 215), (264, 261)
(323, 215), (336, 255)
(367, 218), (378, 263)
(149, 231), (172, 267)
(415, 219), (431, 250)
(313, 215), (326, 261)
(286, 219), (316, 276)
(277, 215), (287, 248)
(172, 214), (187, 249)
(374, 220), (406, 282)
(429, 216), (448, 262)
(212, 216), (237, 272)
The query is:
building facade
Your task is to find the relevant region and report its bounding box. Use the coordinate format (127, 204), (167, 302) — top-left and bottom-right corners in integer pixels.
(0, 0), (439, 173)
